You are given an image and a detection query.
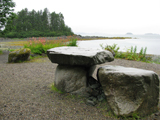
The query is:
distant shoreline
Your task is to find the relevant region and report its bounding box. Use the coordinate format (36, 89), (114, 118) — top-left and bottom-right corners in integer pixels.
(0, 35), (132, 42)
(77, 35), (132, 40)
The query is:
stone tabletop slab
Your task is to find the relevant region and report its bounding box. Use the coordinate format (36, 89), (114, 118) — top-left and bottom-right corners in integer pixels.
(47, 46), (114, 66)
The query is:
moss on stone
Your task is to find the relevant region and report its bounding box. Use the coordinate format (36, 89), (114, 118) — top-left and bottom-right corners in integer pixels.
(8, 48), (31, 63)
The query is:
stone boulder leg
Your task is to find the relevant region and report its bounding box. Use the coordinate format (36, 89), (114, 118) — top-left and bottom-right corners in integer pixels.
(97, 65), (159, 117)
(54, 65), (88, 96)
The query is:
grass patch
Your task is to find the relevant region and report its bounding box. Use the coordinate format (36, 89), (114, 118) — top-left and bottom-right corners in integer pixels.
(49, 83), (86, 104)
(8, 49), (17, 52)
(50, 83), (64, 94)
(131, 112), (140, 120)
(27, 55), (48, 63)
(0, 50), (3, 55)
(50, 83), (84, 99)
(0, 41), (28, 46)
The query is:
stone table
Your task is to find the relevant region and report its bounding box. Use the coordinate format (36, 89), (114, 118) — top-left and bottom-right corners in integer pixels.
(47, 46), (114, 96)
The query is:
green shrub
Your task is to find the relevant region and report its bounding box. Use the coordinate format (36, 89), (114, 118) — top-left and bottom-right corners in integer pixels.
(42, 43), (63, 53)
(24, 38), (45, 54)
(67, 38), (77, 46)
(24, 36), (77, 54)
(5, 32), (18, 38)
(100, 43), (119, 57)
(0, 50), (3, 55)
(100, 44), (149, 62)
(124, 46), (147, 61)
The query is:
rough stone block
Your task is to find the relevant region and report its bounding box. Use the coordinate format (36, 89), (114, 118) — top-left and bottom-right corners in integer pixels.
(54, 65), (89, 96)
(98, 65), (159, 117)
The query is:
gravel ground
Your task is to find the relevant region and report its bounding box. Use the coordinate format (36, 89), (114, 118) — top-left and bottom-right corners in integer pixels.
(0, 52), (160, 120)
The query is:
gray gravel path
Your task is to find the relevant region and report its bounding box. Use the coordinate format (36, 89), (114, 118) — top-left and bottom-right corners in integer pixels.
(0, 53), (160, 119)
(0, 51), (9, 64)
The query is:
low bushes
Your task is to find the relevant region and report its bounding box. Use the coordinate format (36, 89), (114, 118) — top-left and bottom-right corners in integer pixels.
(67, 37), (77, 46)
(3, 30), (74, 38)
(24, 36), (77, 54)
(101, 44), (150, 62)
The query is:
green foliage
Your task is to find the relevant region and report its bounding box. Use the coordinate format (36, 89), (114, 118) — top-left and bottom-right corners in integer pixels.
(123, 46), (147, 61)
(29, 55), (44, 60)
(2, 8), (74, 38)
(24, 36), (77, 54)
(0, 0), (16, 32)
(42, 42), (66, 53)
(0, 50), (3, 55)
(4, 32), (17, 38)
(25, 43), (44, 55)
(9, 49), (16, 52)
(131, 112), (140, 120)
(100, 44), (150, 62)
(100, 43), (120, 57)
(67, 38), (77, 46)
(51, 83), (63, 94)
(24, 39), (46, 54)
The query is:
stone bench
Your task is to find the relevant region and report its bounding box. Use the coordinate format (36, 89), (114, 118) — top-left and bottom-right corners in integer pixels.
(97, 65), (159, 117)
(47, 46), (114, 96)
(47, 47), (159, 117)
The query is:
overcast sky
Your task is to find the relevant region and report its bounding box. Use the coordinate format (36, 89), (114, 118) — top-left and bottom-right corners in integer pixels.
(13, 0), (160, 35)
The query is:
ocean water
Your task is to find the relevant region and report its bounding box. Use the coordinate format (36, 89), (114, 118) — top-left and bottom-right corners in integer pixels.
(78, 35), (160, 55)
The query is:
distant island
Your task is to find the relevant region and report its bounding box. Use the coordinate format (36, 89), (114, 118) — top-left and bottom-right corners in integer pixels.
(126, 33), (133, 35)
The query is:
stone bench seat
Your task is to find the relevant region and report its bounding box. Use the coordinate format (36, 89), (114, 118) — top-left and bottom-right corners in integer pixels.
(97, 65), (159, 117)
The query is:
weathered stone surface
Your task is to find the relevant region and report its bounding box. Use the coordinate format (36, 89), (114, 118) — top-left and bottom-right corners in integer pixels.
(54, 65), (89, 96)
(89, 65), (100, 80)
(86, 97), (98, 106)
(47, 47), (114, 66)
(89, 64), (106, 80)
(8, 48), (31, 63)
(98, 65), (159, 117)
(85, 76), (106, 106)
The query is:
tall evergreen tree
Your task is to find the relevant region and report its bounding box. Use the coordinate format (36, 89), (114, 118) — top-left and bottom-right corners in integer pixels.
(3, 8), (74, 38)
(50, 12), (59, 31)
